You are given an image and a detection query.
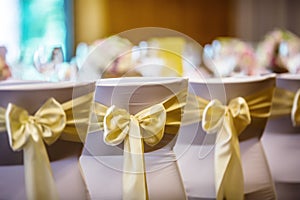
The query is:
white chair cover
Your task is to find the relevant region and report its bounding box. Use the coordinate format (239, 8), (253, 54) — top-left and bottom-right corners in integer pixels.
(80, 77), (188, 199)
(262, 74), (300, 199)
(174, 75), (277, 199)
(0, 81), (95, 200)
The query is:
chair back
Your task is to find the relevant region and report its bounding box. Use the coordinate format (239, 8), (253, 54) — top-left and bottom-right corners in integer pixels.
(83, 77), (188, 157)
(0, 81), (95, 165)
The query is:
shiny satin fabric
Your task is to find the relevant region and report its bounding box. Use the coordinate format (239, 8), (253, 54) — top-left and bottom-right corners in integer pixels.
(5, 98), (66, 200)
(182, 88), (273, 200)
(80, 77), (188, 200)
(0, 81), (95, 200)
(0, 82), (94, 165)
(270, 88), (300, 126)
(0, 92), (93, 200)
(90, 90), (186, 200)
(292, 90), (300, 126)
(0, 107), (5, 132)
(175, 75), (277, 200)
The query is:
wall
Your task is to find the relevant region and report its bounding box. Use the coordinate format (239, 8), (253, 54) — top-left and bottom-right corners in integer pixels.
(73, 0), (300, 46)
(74, 0), (235, 46)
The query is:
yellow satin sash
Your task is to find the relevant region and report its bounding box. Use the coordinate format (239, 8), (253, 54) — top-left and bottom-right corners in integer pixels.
(0, 92), (94, 200)
(271, 88), (300, 127)
(90, 90), (187, 200)
(182, 88), (274, 200)
(0, 107), (5, 132)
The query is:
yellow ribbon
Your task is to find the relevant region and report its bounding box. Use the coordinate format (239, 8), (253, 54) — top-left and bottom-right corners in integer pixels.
(203, 97), (250, 200)
(0, 92), (94, 200)
(293, 89), (300, 126)
(271, 88), (300, 127)
(61, 92), (95, 142)
(183, 88), (274, 200)
(91, 90), (187, 200)
(6, 98), (64, 200)
(0, 107), (5, 132)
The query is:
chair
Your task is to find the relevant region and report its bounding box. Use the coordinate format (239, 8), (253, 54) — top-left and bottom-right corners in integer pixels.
(79, 77), (188, 199)
(0, 81), (95, 200)
(262, 74), (300, 199)
(174, 74), (277, 199)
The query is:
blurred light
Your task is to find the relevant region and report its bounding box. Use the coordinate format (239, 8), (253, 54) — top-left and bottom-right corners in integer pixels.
(20, 0), (67, 65)
(0, 0), (20, 64)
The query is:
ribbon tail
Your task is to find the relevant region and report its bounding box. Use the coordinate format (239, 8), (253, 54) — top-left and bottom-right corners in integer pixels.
(215, 115), (244, 200)
(123, 117), (148, 200)
(23, 137), (59, 200)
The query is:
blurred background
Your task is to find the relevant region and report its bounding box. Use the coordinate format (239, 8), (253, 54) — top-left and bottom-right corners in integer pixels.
(2, 0), (300, 62)
(74, 0), (300, 53)
(1, 0), (300, 80)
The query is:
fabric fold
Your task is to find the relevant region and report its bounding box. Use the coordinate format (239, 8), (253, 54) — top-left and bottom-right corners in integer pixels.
(292, 89), (300, 126)
(0, 107), (6, 132)
(61, 92), (94, 142)
(271, 88), (300, 127)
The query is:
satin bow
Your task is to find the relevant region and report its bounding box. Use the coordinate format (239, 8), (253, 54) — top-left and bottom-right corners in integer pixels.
(91, 90), (186, 200)
(203, 97), (251, 200)
(271, 88), (300, 127)
(182, 88), (274, 200)
(6, 98), (65, 200)
(105, 104), (166, 200)
(0, 92), (94, 200)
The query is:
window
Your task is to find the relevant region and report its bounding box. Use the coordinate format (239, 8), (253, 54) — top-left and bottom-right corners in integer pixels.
(0, 0), (72, 65)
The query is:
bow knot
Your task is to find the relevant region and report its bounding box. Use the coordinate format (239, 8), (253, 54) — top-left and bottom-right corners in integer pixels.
(104, 103), (166, 148)
(102, 103), (167, 200)
(6, 98), (66, 151)
(202, 97), (251, 135)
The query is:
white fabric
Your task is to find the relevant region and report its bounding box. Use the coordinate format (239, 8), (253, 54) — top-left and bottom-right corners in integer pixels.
(80, 77), (188, 199)
(262, 74), (300, 198)
(174, 75), (276, 199)
(0, 149), (88, 200)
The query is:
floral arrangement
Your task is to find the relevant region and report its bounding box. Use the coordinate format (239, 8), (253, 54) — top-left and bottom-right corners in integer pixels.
(203, 37), (258, 77)
(78, 35), (142, 79)
(0, 46), (11, 80)
(256, 29), (300, 74)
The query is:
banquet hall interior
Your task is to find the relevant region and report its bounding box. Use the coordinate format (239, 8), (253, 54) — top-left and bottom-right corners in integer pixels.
(0, 0), (300, 200)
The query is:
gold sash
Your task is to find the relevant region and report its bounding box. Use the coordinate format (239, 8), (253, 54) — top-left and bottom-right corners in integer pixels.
(271, 88), (300, 126)
(0, 92), (94, 200)
(90, 90), (187, 200)
(0, 107), (5, 132)
(183, 88), (274, 200)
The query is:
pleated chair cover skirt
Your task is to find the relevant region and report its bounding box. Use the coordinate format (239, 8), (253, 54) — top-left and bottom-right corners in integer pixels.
(174, 75), (277, 200)
(80, 77), (188, 200)
(262, 74), (300, 199)
(0, 81), (95, 200)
